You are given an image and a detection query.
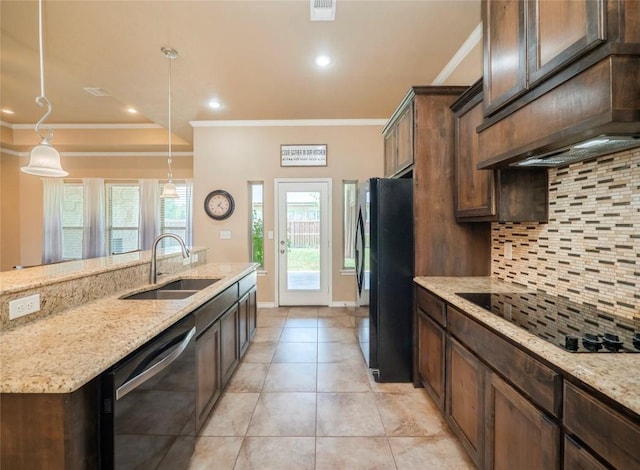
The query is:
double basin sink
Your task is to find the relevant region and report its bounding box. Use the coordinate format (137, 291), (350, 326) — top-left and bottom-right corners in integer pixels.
(122, 278), (220, 300)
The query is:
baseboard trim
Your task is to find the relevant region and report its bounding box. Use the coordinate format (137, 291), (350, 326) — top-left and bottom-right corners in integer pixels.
(329, 301), (357, 308)
(257, 302), (277, 309)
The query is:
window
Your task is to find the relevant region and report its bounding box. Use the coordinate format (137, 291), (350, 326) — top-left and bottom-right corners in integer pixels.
(60, 179), (193, 259)
(249, 182), (264, 267)
(61, 183), (84, 260)
(160, 182), (192, 248)
(343, 180), (357, 269)
(106, 184), (140, 254)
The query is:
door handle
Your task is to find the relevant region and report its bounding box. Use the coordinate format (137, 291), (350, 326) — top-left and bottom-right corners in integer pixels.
(280, 249), (285, 254)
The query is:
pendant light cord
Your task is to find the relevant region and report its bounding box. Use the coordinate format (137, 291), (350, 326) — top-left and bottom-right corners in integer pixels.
(34, 0), (53, 141)
(167, 51), (174, 183)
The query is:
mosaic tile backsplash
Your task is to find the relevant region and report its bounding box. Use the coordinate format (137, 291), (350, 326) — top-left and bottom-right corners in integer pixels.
(492, 148), (639, 320)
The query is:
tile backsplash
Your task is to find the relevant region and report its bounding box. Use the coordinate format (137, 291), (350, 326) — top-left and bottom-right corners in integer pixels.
(492, 148), (639, 320)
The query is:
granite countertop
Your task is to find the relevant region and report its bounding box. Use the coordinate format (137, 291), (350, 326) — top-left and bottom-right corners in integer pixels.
(0, 262), (257, 394)
(415, 276), (640, 418)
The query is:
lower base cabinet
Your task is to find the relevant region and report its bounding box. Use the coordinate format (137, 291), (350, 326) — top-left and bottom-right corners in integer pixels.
(446, 337), (484, 467)
(416, 310), (446, 410)
(196, 321), (221, 431)
(415, 284), (639, 469)
(220, 304), (240, 387)
(564, 435), (607, 470)
(238, 287), (257, 357)
(485, 372), (560, 470)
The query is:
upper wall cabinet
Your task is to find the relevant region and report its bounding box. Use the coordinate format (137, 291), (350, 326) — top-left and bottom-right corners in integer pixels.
(478, 0), (640, 168)
(483, 0), (606, 117)
(383, 97), (414, 177)
(483, 0), (527, 115)
(526, 0), (606, 86)
(452, 80), (548, 223)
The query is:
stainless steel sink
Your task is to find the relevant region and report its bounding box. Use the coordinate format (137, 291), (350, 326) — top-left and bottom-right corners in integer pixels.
(121, 278), (220, 300)
(158, 278), (220, 291)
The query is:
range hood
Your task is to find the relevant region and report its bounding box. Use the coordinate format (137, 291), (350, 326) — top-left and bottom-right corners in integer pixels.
(511, 134), (640, 168)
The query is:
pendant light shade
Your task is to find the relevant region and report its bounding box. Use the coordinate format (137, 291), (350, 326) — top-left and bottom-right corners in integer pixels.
(21, 0), (67, 177)
(160, 47), (179, 198)
(21, 138), (68, 177)
(160, 182), (178, 199)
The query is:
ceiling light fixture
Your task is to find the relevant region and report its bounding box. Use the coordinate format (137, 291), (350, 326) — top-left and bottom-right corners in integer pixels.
(160, 47), (179, 199)
(21, 0), (68, 177)
(127, 107), (138, 114)
(1, 108), (15, 115)
(314, 55), (332, 67)
(208, 99), (221, 110)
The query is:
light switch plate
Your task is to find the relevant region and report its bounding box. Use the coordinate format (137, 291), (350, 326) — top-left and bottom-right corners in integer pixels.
(9, 293), (41, 320)
(220, 230), (232, 239)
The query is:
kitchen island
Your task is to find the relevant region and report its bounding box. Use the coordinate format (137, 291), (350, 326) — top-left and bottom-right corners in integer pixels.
(415, 276), (639, 469)
(0, 254), (258, 468)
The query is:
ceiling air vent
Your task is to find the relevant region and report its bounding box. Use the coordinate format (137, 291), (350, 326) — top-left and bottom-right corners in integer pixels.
(310, 0), (336, 21)
(83, 87), (110, 97)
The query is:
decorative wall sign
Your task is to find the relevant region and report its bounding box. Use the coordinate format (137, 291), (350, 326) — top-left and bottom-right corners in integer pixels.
(281, 144), (327, 167)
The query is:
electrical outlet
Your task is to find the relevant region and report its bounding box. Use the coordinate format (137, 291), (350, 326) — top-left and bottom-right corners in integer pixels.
(504, 241), (513, 260)
(183, 256), (190, 265)
(193, 253), (199, 262)
(9, 294), (41, 320)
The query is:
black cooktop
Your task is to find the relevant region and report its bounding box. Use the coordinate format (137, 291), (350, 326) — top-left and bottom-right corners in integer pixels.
(456, 292), (640, 353)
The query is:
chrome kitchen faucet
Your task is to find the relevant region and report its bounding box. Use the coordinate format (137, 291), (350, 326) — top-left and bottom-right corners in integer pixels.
(150, 233), (190, 284)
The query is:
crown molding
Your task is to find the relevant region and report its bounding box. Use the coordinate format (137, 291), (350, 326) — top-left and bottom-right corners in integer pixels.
(431, 22), (482, 86)
(2, 122), (162, 130)
(0, 148), (192, 158)
(190, 119), (388, 128)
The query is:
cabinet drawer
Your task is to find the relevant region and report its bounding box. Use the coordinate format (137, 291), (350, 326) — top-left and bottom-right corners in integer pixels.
(415, 287), (446, 327)
(239, 271), (257, 297)
(195, 283), (239, 334)
(448, 305), (562, 417)
(564, 382), (640, 468)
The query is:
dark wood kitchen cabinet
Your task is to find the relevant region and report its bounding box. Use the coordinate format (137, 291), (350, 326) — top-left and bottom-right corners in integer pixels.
(483, 0), (527, 115)
(220, 304), (240, 387)
(564, 381), (640, 468)
(452, 80), (548, 222)
(525, 0), (606, 87)
(415, 282), (640, 469)
(196, 320), (221, 430)
(485, 372), (560, 469)
(0, 380), (99, 469)
(483, 0), (607, 117)
(477, 0), (640, 168)
(405, 87), (491, 277)
(238, 273), (257, 358)
(446, 338), (485, 468)
(238, 289), (257, 357)
(414, 287), (446, 408)
(383, 99), (413, 177)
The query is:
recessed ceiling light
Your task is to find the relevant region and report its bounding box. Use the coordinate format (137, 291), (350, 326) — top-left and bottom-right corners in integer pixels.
(208, 99), (222, 110)
(314, 55), (332, 67)
(127, 107), (138, 114)
(1, 108), (15, 115)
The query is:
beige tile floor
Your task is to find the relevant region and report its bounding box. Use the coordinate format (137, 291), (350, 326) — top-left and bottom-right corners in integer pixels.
(189, 307), (474, 470)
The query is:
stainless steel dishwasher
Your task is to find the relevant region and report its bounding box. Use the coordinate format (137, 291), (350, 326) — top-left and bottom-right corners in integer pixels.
(100, 314), (196, 469)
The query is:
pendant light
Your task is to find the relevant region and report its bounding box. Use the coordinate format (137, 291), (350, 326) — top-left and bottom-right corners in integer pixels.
(21, 0), (68, 177)
(160, 47), (179, 198)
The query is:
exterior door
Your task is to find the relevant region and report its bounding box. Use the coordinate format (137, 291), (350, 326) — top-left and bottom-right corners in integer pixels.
(276, 179), (331, 306)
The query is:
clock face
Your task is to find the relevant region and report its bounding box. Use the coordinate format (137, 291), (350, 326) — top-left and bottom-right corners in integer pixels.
(204, 190), (235, 220)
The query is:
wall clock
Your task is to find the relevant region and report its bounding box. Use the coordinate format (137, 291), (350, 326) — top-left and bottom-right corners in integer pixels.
(204, 189), (235, 220)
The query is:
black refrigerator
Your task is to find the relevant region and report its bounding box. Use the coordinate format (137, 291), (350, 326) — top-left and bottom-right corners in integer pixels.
(355, 177), (414, 382)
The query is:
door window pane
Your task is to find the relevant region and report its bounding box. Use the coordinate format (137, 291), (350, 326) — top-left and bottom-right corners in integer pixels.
(286, 191), (320, 290)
